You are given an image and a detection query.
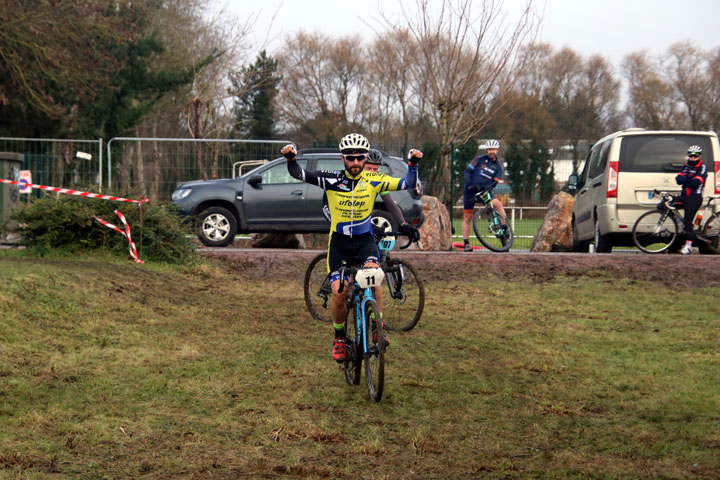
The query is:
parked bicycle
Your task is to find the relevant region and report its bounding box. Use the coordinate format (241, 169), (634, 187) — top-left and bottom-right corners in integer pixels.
(304, 231), (425, 332)
(471, 188), (514, 252)
(336, 261), (387, 401)
(632, 190), (720, 254)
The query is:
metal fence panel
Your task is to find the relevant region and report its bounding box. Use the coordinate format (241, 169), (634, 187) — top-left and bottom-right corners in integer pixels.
(106, 138), (290, 203)
(0, 138), (103, 195)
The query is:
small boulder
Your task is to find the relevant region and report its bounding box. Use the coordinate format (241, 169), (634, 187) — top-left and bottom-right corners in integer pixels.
(530, 192), (574, 252)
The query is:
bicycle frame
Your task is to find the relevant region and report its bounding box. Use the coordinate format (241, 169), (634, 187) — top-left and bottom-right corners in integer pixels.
(349, 284), (377, 357)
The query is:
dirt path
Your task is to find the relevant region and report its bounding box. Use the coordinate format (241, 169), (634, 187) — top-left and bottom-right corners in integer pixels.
(201, 248), (720, 288)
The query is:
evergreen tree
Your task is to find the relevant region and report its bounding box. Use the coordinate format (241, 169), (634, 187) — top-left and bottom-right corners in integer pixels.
(230, 51), (281, 139)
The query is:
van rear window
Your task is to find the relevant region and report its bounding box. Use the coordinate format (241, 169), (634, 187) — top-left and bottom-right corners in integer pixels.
(618, 135), (714, 173)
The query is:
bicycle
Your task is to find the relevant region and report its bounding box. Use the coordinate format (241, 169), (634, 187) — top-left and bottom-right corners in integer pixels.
(303, 231), (425, 332)
(336, 261), (387, 401)
(471, 188), (514, 252)
(631, 190), (720, 254)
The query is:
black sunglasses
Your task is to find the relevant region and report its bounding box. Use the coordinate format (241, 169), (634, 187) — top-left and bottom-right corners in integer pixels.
(689, 154), (700, 158)
(344, 154), (367, 162)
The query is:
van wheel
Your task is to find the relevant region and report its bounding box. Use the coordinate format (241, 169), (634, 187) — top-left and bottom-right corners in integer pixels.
(571, 220), (589, 252)
(594, 220), (612, 253)
(196, 206), (237, 247)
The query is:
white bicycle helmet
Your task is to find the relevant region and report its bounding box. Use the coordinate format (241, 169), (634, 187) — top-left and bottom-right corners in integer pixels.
(484, 139), (501, 149)
(687, 145), (702, 155)
(339, 133), (370, 153)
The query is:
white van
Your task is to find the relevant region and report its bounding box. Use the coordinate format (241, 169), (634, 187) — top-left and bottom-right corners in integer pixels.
(568, 129), (719, 253)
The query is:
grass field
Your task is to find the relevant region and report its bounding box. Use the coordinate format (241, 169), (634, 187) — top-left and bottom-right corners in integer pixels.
(1, 251), (719, 479)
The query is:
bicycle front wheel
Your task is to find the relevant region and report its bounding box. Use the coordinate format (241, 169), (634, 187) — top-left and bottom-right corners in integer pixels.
(632, 210), (679, 253)
(303, 253), (332, 322)
(344, 308), (362, 386)
(381, 259), (425, 332)
(472, 208), (514, 252)
(700, 214), (720, 254)
(363, 299), (385, 402)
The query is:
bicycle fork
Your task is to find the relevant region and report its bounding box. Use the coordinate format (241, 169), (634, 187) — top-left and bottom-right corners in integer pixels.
(384, 264), (405, 300)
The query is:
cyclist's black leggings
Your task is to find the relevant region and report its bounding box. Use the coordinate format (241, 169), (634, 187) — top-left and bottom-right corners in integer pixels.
(678, 195), (702, 241)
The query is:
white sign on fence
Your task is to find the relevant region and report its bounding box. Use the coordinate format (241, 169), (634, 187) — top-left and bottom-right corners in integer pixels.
(18, 170), (32, 194)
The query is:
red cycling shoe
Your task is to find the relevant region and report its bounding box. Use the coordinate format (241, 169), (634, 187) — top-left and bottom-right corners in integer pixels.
(332, 337), (349, 362)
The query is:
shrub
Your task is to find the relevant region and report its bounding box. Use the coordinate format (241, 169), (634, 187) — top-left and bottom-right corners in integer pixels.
(9, 194), (196, 264)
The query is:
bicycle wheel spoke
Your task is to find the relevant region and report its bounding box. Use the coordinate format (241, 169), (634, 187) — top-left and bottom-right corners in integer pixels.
(304, 253), (333, 322)
(701, 214), (720, 254)
(363, 300), (384, 402)
(632, 211), (677, 253)
(472, 209), (514, 252)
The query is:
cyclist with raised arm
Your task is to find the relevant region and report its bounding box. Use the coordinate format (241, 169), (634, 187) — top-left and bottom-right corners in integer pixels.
(676, 145), (707, 254)
(282, 134), (421, 362)
(462, 139), (507, 252)
(320, 149), (420, 328)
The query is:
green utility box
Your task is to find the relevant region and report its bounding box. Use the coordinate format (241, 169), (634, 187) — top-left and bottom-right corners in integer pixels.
(0, 152), (23, 239)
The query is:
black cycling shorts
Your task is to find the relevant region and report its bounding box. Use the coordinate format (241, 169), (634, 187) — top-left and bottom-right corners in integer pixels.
(327, 232), (379, 283)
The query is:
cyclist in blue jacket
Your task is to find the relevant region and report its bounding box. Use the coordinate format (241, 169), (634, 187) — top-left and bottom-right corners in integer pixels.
(676, 145), (707, 254)
(461, 140), (507, 252)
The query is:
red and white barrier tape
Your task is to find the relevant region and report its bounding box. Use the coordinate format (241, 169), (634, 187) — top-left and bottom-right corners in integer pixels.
(0, 178), (148, 204)
(95, 210), (144, 264)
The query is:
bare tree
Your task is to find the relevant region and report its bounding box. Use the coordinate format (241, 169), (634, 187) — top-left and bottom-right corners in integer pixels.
(276, 32), (369, 145)
(378, 0), (539, 203)
(367, 30), (421, 150)
(622, 51), (679, 129)
(709, 47), (720, 132)
(666, 41), (712, 130)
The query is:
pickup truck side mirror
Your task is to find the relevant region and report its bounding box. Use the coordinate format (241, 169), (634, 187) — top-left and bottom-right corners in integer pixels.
(247, 174), (262, 187)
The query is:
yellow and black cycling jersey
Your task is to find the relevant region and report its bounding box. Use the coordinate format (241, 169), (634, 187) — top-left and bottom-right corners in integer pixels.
(287, 160), (418, 237)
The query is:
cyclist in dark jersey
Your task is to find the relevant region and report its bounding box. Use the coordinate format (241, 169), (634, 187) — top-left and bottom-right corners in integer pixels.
(462, 139), (507, 252)
(676, 145), (707, 255)
(282, 134), (421, 362)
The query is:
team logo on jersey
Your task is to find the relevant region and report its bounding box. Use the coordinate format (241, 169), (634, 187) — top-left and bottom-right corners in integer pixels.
(337, 182), (351, 191)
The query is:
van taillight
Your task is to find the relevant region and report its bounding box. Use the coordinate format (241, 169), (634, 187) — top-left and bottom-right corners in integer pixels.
(715, 162), (720, 195)
(606, 161), (618, 198)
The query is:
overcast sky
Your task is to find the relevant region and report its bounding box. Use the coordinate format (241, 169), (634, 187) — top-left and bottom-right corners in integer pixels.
(213, 0), (719, 70)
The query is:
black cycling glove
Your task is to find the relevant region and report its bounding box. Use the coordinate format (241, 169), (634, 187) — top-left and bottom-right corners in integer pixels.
(399, 223), (420, 242)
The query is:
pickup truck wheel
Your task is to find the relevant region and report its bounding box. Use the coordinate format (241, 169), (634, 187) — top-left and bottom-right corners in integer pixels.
(371, 210), (398, 234)
(196, 207), (237, 247)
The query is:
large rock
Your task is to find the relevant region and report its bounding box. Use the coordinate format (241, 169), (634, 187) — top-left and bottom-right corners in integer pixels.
(530, 192), (574, 252)
(415, 195), (452, 251)
(251, 233), (306, 249)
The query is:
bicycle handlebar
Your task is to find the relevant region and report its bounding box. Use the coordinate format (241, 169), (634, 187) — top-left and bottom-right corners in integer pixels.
(337, 230), (418, 294)
(378, 230), (417, 250)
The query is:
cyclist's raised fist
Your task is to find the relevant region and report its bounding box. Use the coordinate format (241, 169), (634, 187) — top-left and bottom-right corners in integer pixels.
(281, 144), (297, 161)
(408, 149), (422, 166)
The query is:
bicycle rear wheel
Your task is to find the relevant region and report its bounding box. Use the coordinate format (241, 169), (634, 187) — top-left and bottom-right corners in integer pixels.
(303, 253), (332, 322)
(700, 213), (720, 254)
(363, 299), (385, 402)
(344, 309), (361, 386)
(381, 259), (425, 332)
(472, 208), (514, 252)
(632, 210), (679, 253)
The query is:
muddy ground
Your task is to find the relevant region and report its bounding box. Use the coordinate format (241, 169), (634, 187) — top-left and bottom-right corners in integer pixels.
(201, 248), (720, 289)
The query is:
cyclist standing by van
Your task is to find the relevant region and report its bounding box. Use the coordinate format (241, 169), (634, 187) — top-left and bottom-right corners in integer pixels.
(282, 134), (421, 362)
(462, 140), (507, 252)
(676, 145), (707, 254)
